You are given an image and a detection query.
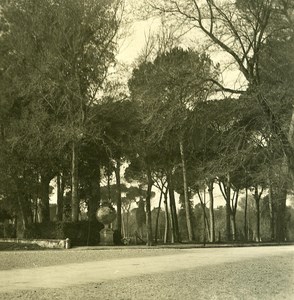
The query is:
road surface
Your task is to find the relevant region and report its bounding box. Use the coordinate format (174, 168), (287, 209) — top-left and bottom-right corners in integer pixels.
(0, 245), (293, 294)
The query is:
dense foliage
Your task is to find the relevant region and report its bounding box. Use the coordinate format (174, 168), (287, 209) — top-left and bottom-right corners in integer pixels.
(0, 0), (293, 245)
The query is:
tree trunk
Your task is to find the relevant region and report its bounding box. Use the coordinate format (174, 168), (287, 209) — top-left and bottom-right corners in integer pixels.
(15, 176), (30, 235)
(17, 194), (28, 232)
(203, 189), (210, 239)
(268, 183), (275, 241)
(208, 180), (215, 242)
(230, 213), (236, 241)
(56, 173), (64, 222)
(71, 141), (79, 222)
(146, 166), (153, 246)
(40, 174), (51, 223)
(88, 166), (100, 222)
(254, 186), (261, 242)
(231, 191), (239, 241)
(225, 175), (232, 241)
(154, 189), (163, 244)
(275, 188), (287, 242)
(115, 159), (122, 243)
(179, 141), (194, 241)
(164, 191), (169, 244)
(244, 187), (248, 241)
(256, 199), (260, 242)
(121, 210), (126, 238)
(86, 164), (100, 246)
(197, 189), (210, 243)
(169, 193), (175, 244)
(33, 194), (38, 223)
(288, 106), (294, 145)
(126, 208), (130, 237)
(280, 113), (294, 178)
(167, 170), (181, 242)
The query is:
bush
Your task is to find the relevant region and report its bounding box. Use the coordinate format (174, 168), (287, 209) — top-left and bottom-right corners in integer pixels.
(60, 221), (104, 246)
(23, 221), (104, 246)
(0, 223), (16, 238)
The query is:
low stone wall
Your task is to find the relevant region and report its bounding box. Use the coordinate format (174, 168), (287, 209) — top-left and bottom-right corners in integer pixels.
(0, 238), (69, 249)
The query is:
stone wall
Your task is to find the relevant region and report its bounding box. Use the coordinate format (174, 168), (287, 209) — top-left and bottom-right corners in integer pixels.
(0, 238), (68, 249)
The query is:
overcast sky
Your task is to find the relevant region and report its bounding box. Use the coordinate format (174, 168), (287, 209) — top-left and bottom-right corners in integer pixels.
(115, 1), (247, 92)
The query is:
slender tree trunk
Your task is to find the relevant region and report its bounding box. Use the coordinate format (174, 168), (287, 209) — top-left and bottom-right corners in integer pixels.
(154, 190), (163, 244)
(288, 107), (294, 145)
(225, 175), (232, 241)
(121, 210), (126, 238)
(169, 197), (175, 243)
(26, 194), (34, 225)
(164, 191), (169, 244)
(203, 191), (210, 242)
(179, 141), (194, 241)
(254, 186), (261, 242)
(170, 200), (179, 242)
(275, 188), (287, 242)
(231, 191), (239, 241)
(87, 160), (101, 223)
(146, 166), (153, 246)
(71, 141), (79, 222)
(17, 194), (28, 232)
(34, 195), (38, 223)
(15, 175), (30, 237)
(268, 183), (275, 241)
(88, 166), (100, 222)
(208, 180), (215, 242)
(197, 190), (210, 243)
(33, 174), (39, 223)
(169, 192), (175, 244)
(167, 170), (181, 242)
(115, 159), (122, 243)
(56, 173), (64, 221)
(107, 164), (112, 201)
(287, 107), (294, 182)
(230, 214), (236, 241)
(203, 209), (210, 244)
(40, 174), (51, 223)
(206, 217), (210, 239)
(256, 199), (260, 242)
(126, 208), (130, 237)
(244, 187), (248, 241)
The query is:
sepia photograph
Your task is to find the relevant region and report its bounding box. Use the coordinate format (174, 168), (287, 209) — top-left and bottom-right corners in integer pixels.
(0, 0), (293, 299)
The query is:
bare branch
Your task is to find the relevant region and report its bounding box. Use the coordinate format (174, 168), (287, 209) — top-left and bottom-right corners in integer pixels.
(205, 78), (246, 94)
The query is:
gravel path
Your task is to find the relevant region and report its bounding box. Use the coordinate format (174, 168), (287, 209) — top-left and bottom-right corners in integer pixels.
(0, 246), (293, 299)
(0, 247), (184, 270)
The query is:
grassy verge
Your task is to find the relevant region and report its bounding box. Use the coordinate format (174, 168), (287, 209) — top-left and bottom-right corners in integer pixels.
(0, 242), (46, 251)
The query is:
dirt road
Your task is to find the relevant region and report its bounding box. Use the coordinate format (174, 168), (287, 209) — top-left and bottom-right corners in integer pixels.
(0, 245), (293, 295)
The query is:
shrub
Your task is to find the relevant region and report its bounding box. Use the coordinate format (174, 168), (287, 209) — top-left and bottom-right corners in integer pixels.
(0, 223), (16, 238)
(61, 221), (104, 246)
(22, 221), (104, 246)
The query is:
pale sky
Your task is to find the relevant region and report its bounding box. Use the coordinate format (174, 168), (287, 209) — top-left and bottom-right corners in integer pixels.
(115, 2), (247, 93)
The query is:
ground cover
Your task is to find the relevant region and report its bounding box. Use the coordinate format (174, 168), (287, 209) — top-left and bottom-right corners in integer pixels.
(0, 251), (293, 299)
(0, 242), (46, 251)
(0, 246), (185, 270)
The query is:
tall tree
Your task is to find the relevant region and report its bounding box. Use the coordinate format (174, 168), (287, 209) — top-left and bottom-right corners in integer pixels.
(0, 0), (123, 222)
(148, 0), (294, 210)
(129, 47), (217, 241)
